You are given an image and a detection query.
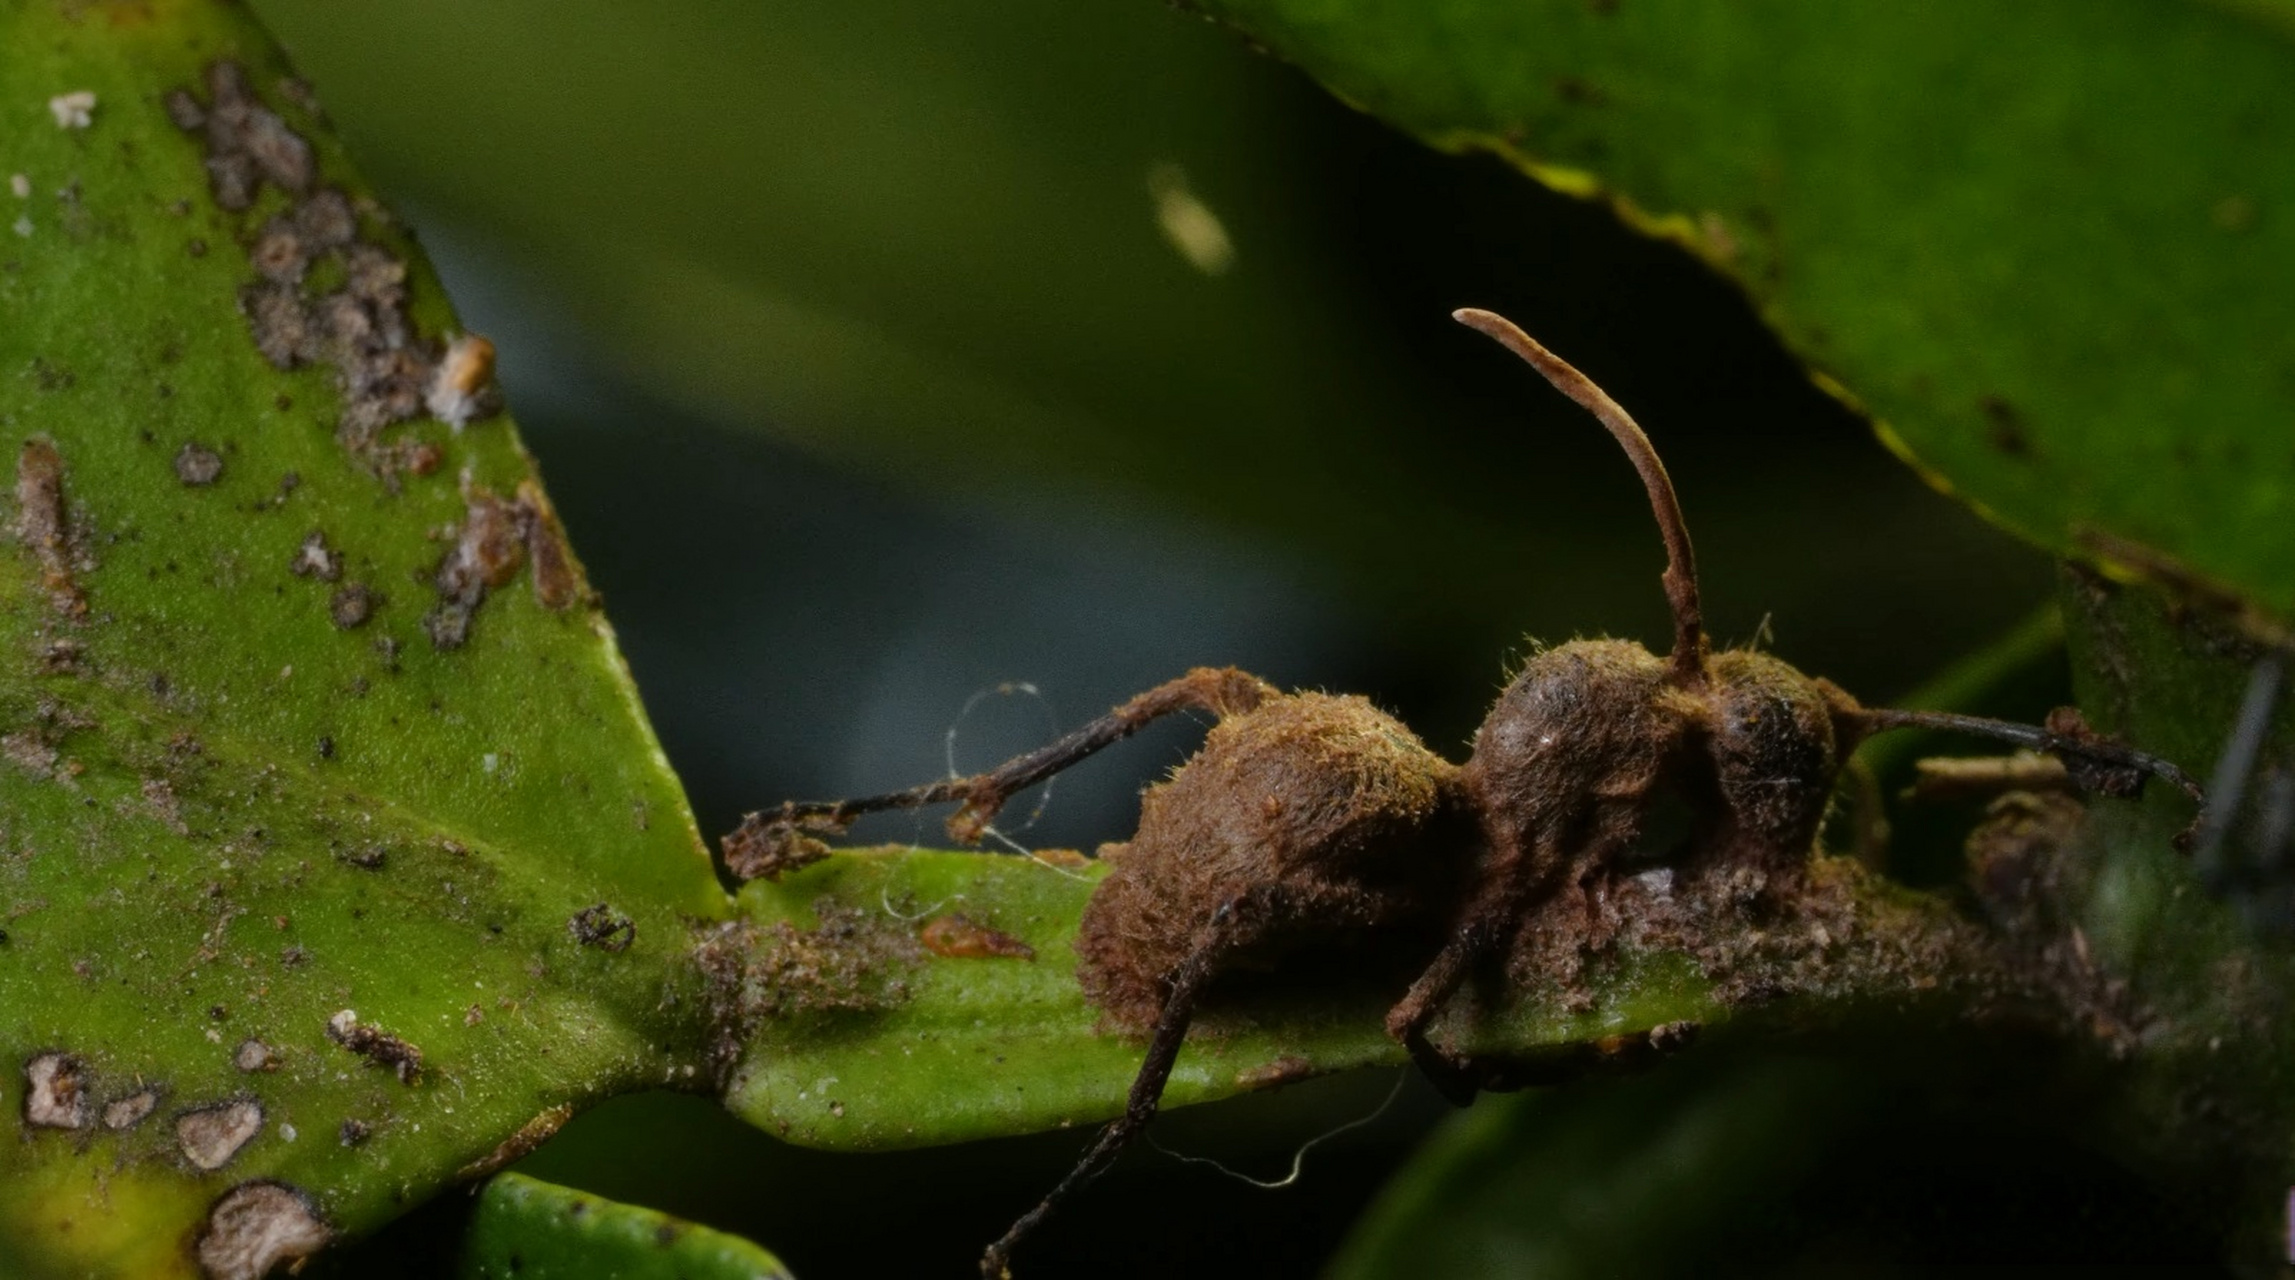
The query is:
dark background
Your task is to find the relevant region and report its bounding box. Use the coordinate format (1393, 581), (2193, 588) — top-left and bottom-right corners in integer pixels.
(242, 2), (2086, 1274)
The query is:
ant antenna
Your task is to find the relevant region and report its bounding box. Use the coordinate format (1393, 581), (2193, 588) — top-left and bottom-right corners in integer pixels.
(1454, 308), (1708, 686)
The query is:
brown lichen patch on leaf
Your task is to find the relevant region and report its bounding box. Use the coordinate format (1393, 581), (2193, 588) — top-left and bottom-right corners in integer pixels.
(423, 480), (584, 647)
(455, 1103), (573, 1181)
(325, 1009), (421, 1083)
(517, 479), (585, 611)
(694, 899), (921, 1074)
(424, 484), (524, 650)
(568, 903), (635, 952)
(13, 437), (87, 618)
(174, 441), (224, 486)
(102, 1088), (159, 1130)
(170, 60), (502, 488)
(919, 913), (1035, 961)
(2, 730), (61, 780)
(176, 1097), (264, 1170)
(23, 1052), (89, 1129)
(1234, 1055), (1315, 1090)
(195, 1181), (331, 1280)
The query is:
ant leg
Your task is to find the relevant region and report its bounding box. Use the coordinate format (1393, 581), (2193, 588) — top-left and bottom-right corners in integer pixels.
(1851, 705), (2205, 808)
(979, 913), (1239, 1278)
(724, 667), (1279, 880)
(1383, 832), (1571, 1106)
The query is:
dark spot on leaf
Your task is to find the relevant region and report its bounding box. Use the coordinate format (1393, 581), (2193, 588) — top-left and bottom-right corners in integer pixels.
(316, 735), (335, 761)
(1554, 76), (1605, 106)
(337, 1118), (371, 1147)
(1978, 394), (2030, 457)
(329, 582), (376, 629)
(569, 903), (635, 952)
(175, 442), (224, 486)
(164, 88), (206, 132)
(336, 842), (383, 869)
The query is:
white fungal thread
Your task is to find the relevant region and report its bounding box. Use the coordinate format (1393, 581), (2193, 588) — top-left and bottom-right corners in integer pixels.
(1147, 1071), (1407, 1190)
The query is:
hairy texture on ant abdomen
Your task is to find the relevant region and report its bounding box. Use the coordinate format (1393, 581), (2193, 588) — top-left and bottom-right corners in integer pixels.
(1075, 693), (1466, 1029)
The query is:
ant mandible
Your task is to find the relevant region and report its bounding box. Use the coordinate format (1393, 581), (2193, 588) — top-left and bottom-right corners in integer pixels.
(724, 307), (2204, 1278)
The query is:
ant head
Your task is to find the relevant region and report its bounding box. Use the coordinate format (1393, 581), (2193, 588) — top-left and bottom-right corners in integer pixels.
(1458, 310), (1853, 877)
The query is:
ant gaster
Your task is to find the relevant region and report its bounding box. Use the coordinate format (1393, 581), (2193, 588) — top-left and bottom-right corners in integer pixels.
(724, 308), (2204, 1278)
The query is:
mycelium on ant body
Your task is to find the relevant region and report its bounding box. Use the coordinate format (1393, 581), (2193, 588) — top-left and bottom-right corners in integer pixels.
(725, 307), (2204, 1278)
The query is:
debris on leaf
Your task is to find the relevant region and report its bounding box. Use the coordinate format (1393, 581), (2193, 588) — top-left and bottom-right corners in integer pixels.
(919, 913), (1035, 961)
(325, 1009), (422, 1083)
(569, 903), (635, 952)
(456, 1103), (573, 1180)
(425, 334), (500, 428)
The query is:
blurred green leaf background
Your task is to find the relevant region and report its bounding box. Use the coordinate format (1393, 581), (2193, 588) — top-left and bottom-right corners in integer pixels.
(230, 0), (2077, 1274)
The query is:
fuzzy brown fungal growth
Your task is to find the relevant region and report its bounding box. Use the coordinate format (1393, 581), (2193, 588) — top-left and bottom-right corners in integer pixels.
(737, 308), (2208, 1279)
(14, 437), (85, 618)
(1074, 692), (1465, 1029)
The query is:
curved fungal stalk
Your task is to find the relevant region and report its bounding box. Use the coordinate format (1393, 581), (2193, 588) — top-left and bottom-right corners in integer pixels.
(1453, 308), (1708, 686)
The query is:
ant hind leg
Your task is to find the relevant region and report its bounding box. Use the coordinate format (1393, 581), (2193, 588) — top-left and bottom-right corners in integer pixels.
(724, 666), (1280, 880)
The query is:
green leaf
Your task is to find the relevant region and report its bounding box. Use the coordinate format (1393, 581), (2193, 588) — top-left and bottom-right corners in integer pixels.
(1, 4), (722, 1275)
(1331, 1052), (1868, 1280)
(717, 847), (1993, 1153)
(458, 1173), (792, 1280)
(1182, 0), (2295, 625)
